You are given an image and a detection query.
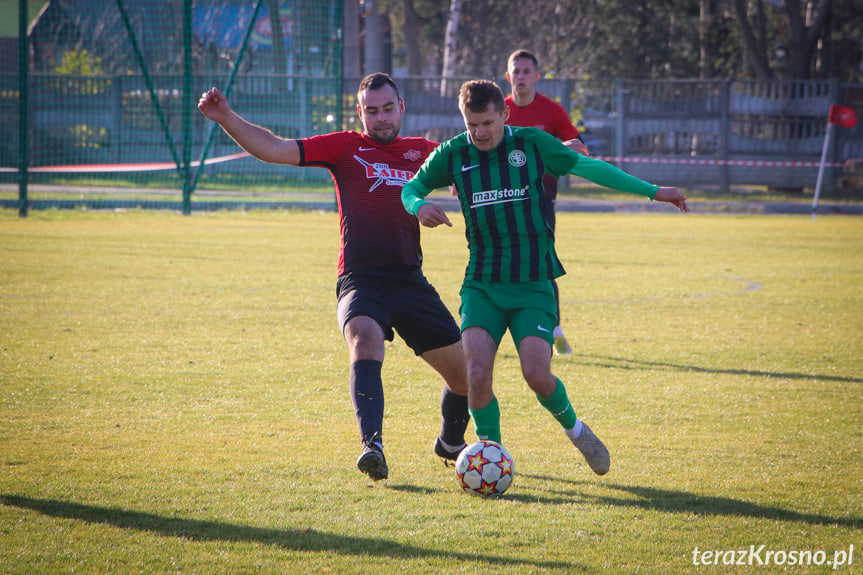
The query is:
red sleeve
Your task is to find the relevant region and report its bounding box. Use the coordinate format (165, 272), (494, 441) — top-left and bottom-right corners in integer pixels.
(297, 131), (352, 167)
(551, 103), (580, 141)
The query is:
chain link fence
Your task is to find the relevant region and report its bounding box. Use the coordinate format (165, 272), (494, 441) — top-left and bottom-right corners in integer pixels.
(3, 1), (861, 215)
(2, 0), (343, 215)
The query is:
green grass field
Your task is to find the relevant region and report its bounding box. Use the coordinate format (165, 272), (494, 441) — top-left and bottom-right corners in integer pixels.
(1, 209), (861, 574)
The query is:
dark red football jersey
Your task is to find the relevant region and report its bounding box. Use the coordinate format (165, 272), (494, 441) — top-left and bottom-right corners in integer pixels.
(297, 131), (437, 276)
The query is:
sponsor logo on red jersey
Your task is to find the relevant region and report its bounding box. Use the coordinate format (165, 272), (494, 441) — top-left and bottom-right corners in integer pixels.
(354, 155), (416, 191)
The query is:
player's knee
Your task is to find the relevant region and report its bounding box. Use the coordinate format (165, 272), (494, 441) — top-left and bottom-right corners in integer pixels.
(345, 323), (385, 361)
(444, 376), (469, 395)
(466, 360), (492, 388)
(522, 365), (554, 395)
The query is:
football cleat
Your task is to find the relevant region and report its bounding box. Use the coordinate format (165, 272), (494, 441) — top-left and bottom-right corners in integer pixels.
(554, 336), (573, 356)
(569, 422), (610, 475)
(434, 437), (466, 464)
(357, 435), (389, 481)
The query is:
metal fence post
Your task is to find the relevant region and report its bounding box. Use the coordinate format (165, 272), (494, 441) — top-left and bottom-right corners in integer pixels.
(18, 0), (29, 218)
(182, 0), (192, 215)
(719, 79), (730, 193)
(614, 79), (625, 169)
(112, 75), (122, 164)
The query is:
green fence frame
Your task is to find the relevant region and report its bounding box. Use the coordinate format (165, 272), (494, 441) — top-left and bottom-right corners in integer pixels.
(17, 0), (28, 217)
(10, 0), (342, 217)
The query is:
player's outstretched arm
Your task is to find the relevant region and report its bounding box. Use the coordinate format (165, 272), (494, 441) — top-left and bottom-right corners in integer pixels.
(197, 87), (300, 165)
(569, 156), (688, 212)
(653, 187), (689, 212)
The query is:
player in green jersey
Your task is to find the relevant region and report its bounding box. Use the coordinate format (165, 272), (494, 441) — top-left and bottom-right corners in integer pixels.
(402, 79), (688, 476)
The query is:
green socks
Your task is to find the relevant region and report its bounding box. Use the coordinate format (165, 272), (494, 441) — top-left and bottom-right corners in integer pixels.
(469, 396), (501, 444)
(536, 377), (577, 430)
(469, 379), (576, 444)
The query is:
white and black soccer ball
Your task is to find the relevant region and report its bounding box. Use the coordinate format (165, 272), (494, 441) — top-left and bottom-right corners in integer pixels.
(454, 440), (514, 496)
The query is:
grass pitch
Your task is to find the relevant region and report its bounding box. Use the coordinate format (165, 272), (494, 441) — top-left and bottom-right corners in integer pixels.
(1, 209), (861, 574)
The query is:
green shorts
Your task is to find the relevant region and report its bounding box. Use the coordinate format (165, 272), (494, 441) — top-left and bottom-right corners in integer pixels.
(459, 278), (558, 348)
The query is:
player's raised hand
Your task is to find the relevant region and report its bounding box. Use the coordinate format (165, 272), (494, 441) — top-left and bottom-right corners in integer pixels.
(416, 203), (452, 228)
(654, 187), (689, 212)
(197, 87), (230, 123)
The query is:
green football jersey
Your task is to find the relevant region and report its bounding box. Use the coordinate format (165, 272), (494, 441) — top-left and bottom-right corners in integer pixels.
(402, 126), (659, 284)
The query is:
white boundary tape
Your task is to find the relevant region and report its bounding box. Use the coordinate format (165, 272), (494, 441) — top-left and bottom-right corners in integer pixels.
(595, 156), (856, 168)
(2, 152), (859, 173)
(0, 151), (251, 173)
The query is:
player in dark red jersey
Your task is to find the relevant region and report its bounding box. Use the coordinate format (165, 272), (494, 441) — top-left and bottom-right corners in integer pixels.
(198, 73), (469, 482)
(506, 49), (588, 356)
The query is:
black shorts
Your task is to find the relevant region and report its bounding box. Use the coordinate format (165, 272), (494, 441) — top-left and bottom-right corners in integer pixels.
(336, 266), (461, 356)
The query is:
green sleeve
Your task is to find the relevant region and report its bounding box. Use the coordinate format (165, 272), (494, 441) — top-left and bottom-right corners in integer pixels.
(402, 178), (435, 216)
(570, 155), (659, 199)
(401, 145), (454, 216)
(527, 128), (580, 177)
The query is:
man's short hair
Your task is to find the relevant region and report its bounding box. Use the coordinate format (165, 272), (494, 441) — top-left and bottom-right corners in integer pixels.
(507, 49), (539, 70)
(358, 72), (401, 100)
(458, 80), (506, 114)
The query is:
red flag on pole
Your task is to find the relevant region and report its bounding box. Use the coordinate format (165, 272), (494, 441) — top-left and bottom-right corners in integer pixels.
(814, 105), (857, 218)
(828, 105), (857, 128)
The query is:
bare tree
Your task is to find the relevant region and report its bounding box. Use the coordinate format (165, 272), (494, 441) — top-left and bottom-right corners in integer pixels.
(402, 0), (423, 75)
(343, 0), (361, 78)
(440, 0), (461, 96)
(732, 0), (833, 79)
(785, 0), (833, 78)
(364, 0), (386, 74)
(386, 0), (858, 82)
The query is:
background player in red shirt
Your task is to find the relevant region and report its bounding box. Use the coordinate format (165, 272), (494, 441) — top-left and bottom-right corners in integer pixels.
(198, 73), (470, 482)
(505, 49), (588, 356)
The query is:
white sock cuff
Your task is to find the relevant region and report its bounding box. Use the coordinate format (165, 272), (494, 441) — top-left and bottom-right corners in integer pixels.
(438, 438), (466, 452)
(565, 419), (584, 438)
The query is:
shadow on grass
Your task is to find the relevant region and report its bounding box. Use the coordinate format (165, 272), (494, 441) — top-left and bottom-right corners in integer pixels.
(384, 483), (445, 495)
(513, 476), (863, 529)
(574, 353), (863, 385)
(1, 494), (577, 570)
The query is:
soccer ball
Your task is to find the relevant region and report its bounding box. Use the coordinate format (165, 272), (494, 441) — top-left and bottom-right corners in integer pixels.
(454, 440), (514, 496)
